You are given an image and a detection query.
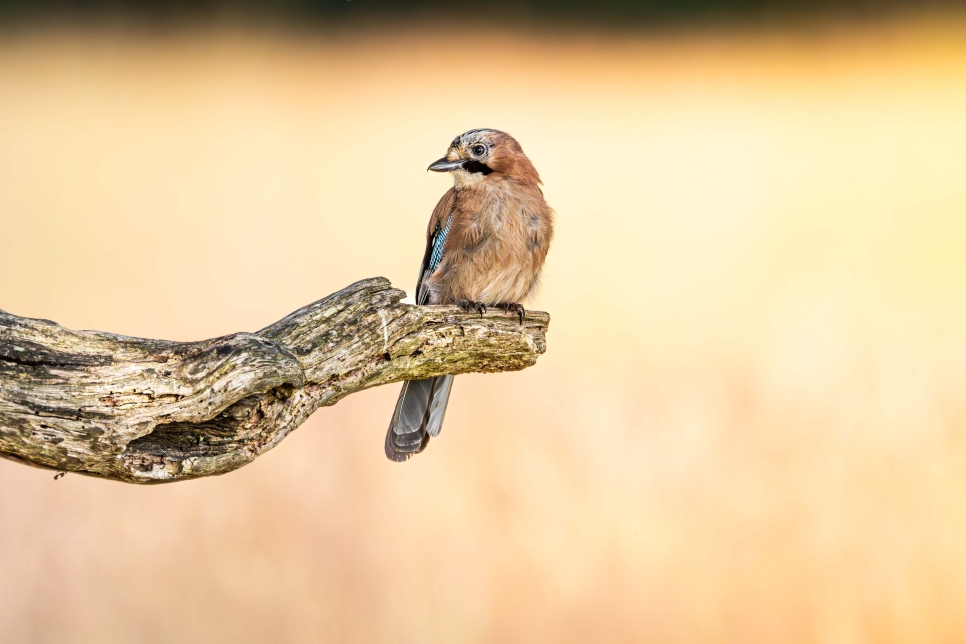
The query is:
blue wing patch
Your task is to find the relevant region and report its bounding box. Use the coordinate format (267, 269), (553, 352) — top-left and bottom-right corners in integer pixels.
(428, 215), (452, 273)
(417, 215), (453, 304)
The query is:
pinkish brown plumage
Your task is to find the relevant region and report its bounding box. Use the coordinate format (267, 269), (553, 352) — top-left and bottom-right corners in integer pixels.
(386, 129), (555, 462)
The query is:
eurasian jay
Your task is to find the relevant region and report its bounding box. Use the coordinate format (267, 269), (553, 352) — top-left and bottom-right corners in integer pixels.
(386, 129), (554, 461)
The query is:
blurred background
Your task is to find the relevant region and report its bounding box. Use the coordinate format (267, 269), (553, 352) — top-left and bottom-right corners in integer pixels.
(2, 1), (966, 642)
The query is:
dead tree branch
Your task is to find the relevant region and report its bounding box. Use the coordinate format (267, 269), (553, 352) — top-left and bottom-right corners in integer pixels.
(0, 278), (549, 483)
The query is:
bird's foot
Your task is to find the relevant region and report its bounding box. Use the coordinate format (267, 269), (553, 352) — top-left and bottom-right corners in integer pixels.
(496, 302), (526, 324)
(457, 300), (487, 317)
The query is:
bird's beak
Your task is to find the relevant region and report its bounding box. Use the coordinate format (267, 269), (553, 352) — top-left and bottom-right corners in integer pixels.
(427, 157), (465, 172)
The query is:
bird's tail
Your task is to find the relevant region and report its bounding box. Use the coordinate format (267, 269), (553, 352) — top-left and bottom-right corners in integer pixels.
(384, 375), (454, 462)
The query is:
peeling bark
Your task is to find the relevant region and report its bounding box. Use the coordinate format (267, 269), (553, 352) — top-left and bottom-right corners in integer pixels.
(0, 278), (549, 483)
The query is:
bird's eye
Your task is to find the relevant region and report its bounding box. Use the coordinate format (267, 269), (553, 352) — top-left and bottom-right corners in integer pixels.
(471, 144), (486, 156)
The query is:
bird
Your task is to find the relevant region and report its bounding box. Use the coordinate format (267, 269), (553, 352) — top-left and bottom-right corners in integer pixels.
(385, 128), (554, 462)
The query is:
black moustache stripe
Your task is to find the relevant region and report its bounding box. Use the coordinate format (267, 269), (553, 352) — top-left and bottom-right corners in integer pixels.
(463, 161), (494, 175)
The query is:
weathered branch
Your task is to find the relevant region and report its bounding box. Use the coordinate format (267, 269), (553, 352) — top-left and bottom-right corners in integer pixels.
(0, 278), (549, 483)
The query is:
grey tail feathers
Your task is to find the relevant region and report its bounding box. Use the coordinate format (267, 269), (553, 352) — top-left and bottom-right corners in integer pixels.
(384, 375), (454, 462)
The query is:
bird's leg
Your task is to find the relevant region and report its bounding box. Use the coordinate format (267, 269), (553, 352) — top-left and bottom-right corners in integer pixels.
(496, 302), (526, 324)
(456, 300), (487, 317)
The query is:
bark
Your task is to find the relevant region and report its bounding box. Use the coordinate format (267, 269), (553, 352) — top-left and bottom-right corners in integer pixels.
(0, 278), (549, 483)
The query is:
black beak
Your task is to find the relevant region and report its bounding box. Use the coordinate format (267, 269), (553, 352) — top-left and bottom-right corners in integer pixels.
(428, 157), (465, 172)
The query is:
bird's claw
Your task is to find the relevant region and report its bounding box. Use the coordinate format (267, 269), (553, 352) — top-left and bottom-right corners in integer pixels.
(497, 302), (526, 324)
(457, 300), (487, 317)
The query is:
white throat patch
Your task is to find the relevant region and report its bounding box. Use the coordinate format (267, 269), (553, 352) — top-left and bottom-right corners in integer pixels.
(453, 168), (485, 190)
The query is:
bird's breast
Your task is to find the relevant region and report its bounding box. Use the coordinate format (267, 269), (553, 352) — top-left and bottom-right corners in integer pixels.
(431, 181), (550, 305)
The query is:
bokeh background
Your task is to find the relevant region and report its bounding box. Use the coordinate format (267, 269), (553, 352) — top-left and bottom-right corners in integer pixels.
(2, 2), (966, 642)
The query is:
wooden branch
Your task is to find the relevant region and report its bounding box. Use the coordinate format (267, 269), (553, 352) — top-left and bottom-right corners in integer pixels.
(0, 278), (549, 484)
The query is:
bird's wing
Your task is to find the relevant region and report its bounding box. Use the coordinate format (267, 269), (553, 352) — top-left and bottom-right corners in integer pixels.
(416, 188), (457, 305)
(384, 188), (459, 462)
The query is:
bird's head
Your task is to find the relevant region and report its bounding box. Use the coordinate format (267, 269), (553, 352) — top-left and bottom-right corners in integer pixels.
(428, 129), (541, 189)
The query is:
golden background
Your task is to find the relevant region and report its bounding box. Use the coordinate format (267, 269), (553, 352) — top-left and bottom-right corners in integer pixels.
(1, 13), (966, 642)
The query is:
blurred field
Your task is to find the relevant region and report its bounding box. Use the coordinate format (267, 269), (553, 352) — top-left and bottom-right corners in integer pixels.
(2, 15), (966, 643)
